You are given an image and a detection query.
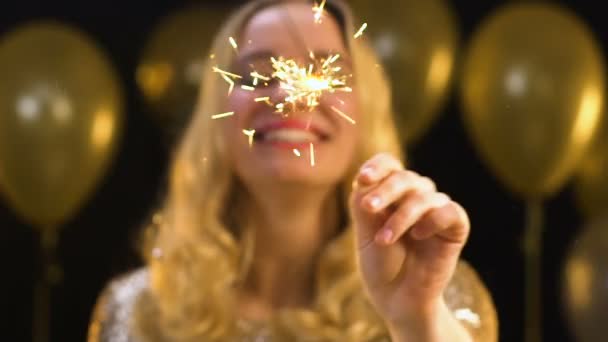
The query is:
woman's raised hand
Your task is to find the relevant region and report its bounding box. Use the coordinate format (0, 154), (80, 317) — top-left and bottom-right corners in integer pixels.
(350, 153), (472, 341)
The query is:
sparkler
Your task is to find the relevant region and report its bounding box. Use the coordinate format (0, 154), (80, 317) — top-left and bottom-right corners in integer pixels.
(209, 3), (370, 162)
(270, 53), (352, 115)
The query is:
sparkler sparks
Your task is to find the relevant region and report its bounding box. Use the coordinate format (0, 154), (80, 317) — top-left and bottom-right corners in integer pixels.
(312, 0), (326, 23)
(270, 53), (351, 114)
(242, 129), (256, 148)
(211, 111), (234, 119)
(212, 66), (242, 79)
(309, 143), (315, 166)
(229, 37), (238, 52)
(254, 96), (274, 106)
(330, 106), (356, 124)
(354, 23), (368, 39)
(213, 66), (242, 95)
(210, 10), (367, 168)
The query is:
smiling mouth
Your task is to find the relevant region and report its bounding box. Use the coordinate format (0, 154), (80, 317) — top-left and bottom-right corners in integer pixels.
(254, 128), (329, 146)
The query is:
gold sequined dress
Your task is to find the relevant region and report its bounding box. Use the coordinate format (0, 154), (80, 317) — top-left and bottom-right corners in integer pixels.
(87, 261), (498, 341)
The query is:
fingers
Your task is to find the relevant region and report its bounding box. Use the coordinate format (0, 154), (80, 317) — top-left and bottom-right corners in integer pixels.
(375, 191), (451, 245)
(360, 170), (436, 213)
(410, 201), (470, 244)
(356, 153), (403, 187)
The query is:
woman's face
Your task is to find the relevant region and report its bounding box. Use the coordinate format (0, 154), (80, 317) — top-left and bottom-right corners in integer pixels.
(222, 2), (360, 190)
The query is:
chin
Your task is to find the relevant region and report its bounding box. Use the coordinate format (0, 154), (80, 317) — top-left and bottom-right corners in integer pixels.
(254, 156), (343, 186)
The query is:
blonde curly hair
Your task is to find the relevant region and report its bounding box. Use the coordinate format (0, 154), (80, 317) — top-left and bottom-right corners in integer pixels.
(134, 0), (413, 340)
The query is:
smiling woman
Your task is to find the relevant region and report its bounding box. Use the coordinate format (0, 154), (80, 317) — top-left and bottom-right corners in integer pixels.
(88, 0), (498, 341)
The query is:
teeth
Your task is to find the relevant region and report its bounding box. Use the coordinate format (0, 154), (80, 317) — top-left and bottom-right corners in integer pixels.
(263, 128), (319, 143)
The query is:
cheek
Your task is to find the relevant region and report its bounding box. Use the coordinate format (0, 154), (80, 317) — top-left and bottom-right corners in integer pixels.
(221, 91), (252, 156)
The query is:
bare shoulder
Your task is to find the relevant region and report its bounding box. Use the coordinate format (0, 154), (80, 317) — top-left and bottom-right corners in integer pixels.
(88, 268), (149, 342)
(444, 260), (499, 342)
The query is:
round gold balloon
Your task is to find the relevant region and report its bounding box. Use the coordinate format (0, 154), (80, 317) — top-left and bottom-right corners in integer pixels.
(562, 216), (608, 342)
(0, 22), (123, 228)
(445, 260), (499, 342)
(137, 5), (229, 137)
(351, 0), (459, 144)
(460, 3), (605, 198)
(574, 124), (608, 219)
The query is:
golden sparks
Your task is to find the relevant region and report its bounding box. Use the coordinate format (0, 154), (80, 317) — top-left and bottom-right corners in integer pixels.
(212, 66), (242, 79)
(313, 0), (326, 23)
(254, 96), (274, 106)
(229, 36), (238, 52)
(250, 71), (271, 87)
(221, 74), (235, 94)
(209, 11), (360, 167)
(354, 23), (368, 39)
(330, 106), (356, 124)
(242, 129), (256, 148)
(270, 53), (351, 115)
(211, 111), (234, 120)
(213, 66), (242, 95)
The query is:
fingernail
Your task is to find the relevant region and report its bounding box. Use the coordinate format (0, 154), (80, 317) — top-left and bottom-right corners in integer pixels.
(360, 167), (374, 179)
(377, 229), (393, 244)
(434, 194), (451, 208)
(367, 196), (381, 209)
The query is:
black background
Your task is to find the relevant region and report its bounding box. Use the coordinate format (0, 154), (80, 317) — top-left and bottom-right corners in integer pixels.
(0, 1), (605, 341)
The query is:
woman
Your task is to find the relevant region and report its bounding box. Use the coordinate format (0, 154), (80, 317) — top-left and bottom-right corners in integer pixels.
(89, 0), (498, 341)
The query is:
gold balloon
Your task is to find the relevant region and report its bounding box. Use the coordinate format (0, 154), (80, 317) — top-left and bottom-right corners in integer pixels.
(0, 22), (123, 228)
(445, 260), (499, 342)
(562, 216), (608, 342)
(460, 3), (605, 198)
(574, 124), (608, 219)
(351, 0), (459, 144)
(137, 5), (229, 136)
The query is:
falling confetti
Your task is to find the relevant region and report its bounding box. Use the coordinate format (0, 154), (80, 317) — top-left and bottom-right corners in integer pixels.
(293, 149), (301, 157)
(309, 142), (315, 166)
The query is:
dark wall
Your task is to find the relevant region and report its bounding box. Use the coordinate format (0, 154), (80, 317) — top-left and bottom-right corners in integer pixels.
(0, 1), (605, 341)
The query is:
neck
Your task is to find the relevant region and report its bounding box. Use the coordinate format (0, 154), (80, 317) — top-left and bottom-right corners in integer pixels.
(239, 182), (342, 318)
